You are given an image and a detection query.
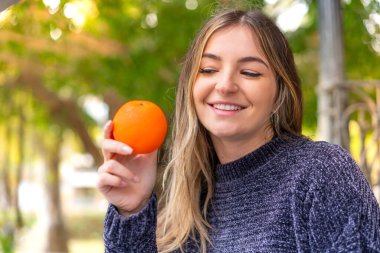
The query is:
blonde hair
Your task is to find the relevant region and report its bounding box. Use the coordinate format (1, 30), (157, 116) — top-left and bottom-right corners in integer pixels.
(157, 9), (303, 252)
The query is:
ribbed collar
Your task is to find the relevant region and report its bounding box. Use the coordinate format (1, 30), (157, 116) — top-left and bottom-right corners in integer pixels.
(214, 136), (296, 183)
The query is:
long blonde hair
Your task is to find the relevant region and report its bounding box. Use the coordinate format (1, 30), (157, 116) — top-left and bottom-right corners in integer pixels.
(157, 9), (303, 253)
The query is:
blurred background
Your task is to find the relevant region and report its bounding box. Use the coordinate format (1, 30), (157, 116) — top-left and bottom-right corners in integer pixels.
(0, 0), (379, 252)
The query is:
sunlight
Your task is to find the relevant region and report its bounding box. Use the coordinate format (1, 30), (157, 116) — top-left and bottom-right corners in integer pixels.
(370, 12), (380, 25)
(185, 0), (198, 10)
(146, 13), (158, 28)
(372, 37), (380, 54)
(265, 0), (278, 4)
(43, 0), (60, 9)
(43, 0), (60, 14)
(364, 12), (380, 55)
(81, 95), (109, 125)
(50, 27), (62, 40)
(0, 8), (11, 24)
(276, 1), (308, 32)
(362, 0), (371, 6)
(365, 19), (376, 35)
(63, 2), (77, 19)
(63, 0), (98, 30)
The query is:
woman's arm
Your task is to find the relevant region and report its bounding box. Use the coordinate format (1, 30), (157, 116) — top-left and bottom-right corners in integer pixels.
(104, 194), (158, 253)
(306, 144), (380, 252)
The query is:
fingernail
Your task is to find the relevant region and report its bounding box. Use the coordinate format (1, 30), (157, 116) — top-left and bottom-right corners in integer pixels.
(121, 146), (133, 154)
(133, 176), (140, 183)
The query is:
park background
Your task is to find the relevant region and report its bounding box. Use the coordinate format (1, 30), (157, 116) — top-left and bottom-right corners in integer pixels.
(0, 0), (379, 252)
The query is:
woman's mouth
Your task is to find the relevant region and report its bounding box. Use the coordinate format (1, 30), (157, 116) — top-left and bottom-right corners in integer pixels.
(212, 104), (243, 111)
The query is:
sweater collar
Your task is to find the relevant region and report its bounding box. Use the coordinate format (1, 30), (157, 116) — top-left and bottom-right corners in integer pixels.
(214, 136), (291, 183)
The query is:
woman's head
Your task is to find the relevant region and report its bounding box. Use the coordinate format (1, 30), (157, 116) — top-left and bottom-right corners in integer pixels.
(177, 10), (303, 139)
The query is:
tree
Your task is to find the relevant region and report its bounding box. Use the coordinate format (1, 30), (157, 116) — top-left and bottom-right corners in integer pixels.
(1, 0), (379, 251)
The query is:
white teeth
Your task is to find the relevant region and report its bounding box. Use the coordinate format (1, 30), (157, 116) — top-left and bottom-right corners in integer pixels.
(213, 104), (242, 111)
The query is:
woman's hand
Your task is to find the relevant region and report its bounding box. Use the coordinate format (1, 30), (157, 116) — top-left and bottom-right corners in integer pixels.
(97, 121), (157, 216)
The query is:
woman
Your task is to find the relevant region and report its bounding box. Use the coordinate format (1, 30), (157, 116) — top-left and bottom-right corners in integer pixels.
(97, 9), (380, 252)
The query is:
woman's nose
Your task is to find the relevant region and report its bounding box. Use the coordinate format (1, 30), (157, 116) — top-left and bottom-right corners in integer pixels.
(215, 72), (238, 95)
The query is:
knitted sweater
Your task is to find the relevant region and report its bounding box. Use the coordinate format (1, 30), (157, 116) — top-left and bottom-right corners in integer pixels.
(103, 137), (380, 252)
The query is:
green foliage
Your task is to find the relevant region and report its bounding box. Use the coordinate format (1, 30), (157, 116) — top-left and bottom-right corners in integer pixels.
(343, 0), (380, 80)
(81, 0), (215, 109)
(0, 232), (14, 253)
(0, 221), (14, 253)
(284, 0), (319, 132)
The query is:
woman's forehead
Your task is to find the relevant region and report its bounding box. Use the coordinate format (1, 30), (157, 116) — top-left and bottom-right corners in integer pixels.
(202, 25), (268, 64)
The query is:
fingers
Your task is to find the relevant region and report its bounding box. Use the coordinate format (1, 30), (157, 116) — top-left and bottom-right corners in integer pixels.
(102, 121), (134, 161)
(102, 139), (133, 161)
(97, 172), (126, 191)
(104, 120), (113, 139)
(98, 160), (140, 184)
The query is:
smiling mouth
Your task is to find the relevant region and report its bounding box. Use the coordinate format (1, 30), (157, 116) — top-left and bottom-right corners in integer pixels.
(211, 104), (244, 111)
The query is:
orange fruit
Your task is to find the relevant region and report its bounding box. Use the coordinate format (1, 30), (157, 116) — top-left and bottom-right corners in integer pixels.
(112, 100), (168, 154)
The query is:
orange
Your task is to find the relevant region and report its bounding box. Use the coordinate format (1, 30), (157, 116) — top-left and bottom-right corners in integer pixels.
(112, 100), (168, 154)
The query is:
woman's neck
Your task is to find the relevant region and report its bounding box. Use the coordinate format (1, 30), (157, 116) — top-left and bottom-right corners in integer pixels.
(212, 132), (274, 164)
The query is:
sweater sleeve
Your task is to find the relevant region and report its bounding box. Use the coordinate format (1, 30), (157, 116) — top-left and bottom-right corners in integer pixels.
(306, 144), (380, 252)
(103, 193), (158, 253)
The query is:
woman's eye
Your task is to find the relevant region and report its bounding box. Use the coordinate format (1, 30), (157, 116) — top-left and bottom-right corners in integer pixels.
(241, 70), (261, 77)
(199, 68), (217, 74)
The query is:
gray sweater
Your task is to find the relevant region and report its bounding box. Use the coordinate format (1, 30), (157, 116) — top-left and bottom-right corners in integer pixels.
(103, 136), (380, 252)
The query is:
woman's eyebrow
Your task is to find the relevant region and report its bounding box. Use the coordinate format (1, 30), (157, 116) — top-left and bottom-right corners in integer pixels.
(202, 53), (221, 61)
(238, 56), (269, 68)
(201, 53), (269, 69)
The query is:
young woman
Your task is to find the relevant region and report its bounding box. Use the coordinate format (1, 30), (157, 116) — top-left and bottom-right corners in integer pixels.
(97, 9), (380, 252)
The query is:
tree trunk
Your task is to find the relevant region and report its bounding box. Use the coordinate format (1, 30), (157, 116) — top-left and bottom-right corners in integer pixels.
(15, 67), (102, 166)
(1, 89), (13, 210)
(44, 130), (69, 253)
(2, 122), (13, 209)
(317, 0), (349, 149)
(14, 94), (25, 229)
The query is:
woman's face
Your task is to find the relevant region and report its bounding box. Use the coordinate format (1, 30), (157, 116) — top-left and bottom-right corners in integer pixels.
(193, 25), (277, 149)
